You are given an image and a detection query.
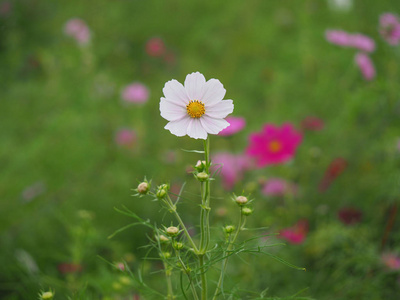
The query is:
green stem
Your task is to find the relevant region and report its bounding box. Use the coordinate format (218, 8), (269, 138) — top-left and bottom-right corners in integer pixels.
(174, 248), (199, 300)
(212, 209), (246, 300)
(163, 261), (174, 300)
(199, 254), (207, 300)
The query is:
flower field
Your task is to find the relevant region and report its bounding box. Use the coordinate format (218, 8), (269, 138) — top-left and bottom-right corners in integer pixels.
(1, 0), (400, 299)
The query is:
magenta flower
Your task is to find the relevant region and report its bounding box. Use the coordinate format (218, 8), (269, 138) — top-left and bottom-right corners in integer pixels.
(279, 220), (308, 245)
(355, 52), (375, 81)
(218, 116), (246, 136)
(381, 253), (400, 270)
(379, 13), (400, 45)
(337, 207), (362, 225)
(146, 37), (166, 57)
(325, 30), (375, 53)
(64, 18), (91, 45)
(115, 129), (136, 147)
(121, 83), (150, 104)
(212, 153), (249, 190)
(301, 116), (324, 131)
(262, 178), (297, 197)
(246, 123), (302, 167)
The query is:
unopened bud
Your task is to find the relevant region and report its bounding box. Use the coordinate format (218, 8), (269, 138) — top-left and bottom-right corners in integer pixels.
(162, 251), (171, 259)
(159, 235), (169, 242)
(137, 182), (149, 194)
(173, 241), (184, 250)
(40, 292), (54, 300)
(224, 225), (235, 234)
(196, 172), (209, 182)
(242, 207), (253, 216)
(156, 188), (167, 198)
(166, 226), (179, 236)
(235, 196), (248, 205)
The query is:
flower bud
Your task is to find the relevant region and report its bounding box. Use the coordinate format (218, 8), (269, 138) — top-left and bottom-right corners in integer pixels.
(158, 234), (169, 242)
(173, 241), (184, 250)
(235, 195), (248, 205)
(156, 188), (167, 198)
(242, 207), (253, 216)
(195, 160), (206, 172)
(196, 172), (209, 182)
(40, 292), (54, 300)
(137, 182), (150, 194)
(162, 251), (171, 259)
(166, 226), (179, 236)
(224, 225), (235, 234)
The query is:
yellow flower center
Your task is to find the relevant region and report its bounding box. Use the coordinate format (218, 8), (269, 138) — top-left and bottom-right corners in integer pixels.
(186, 100), (205, 118)
(268, 140), (282, 153)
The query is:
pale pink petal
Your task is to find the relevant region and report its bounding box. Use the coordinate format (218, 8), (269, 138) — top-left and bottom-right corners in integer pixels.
(200, 115), (230, 134)
(205, 100), (234, 118)
(187, 119), (207, 140)
(164, 117), (191, 137)
(201, 79), (226, 106)
(184, 72), (206, 100)
(163, 80), (189, 105)
(160, 98), (186, 121)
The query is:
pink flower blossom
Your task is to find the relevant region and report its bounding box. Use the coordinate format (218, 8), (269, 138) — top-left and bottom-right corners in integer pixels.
(301, 116), (324, 131)
(325, 30), (375, 53)
(146, 37), (166, 57)
(262, 178), (297, 197)
(246, 123), (302, 167)
(279, 219), (309, 245)
(212, 153), (249, 190)
(121, 83), (150, 104)
(381, 253), (400, 270)
(379, 13), (400, 45)
(115, 129), (136, 147)
(218, 116), (246, 136)
(355, 52), (375, 81)
(64, 18), (91, 45)
(337, 207), (362, 225)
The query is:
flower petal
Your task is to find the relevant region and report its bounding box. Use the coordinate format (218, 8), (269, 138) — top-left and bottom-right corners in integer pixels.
(200, 115), (230, 134)
(187, 118), (207, 140)
(184, 72), (206, 100)
(160, 97), (186, 121)
(163, 79), (189, 105)
(164, 117), (191, 137)
(201, 79), (226, 106)
(205, 100), (234, 118)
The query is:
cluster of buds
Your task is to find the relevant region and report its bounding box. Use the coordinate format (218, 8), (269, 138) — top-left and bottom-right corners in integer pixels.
(194, 160), (210, 182)
(234, 195), (253, 216)
(156, 183), (169, 199)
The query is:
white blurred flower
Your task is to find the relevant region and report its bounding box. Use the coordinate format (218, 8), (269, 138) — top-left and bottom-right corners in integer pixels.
(327, 0), (353, 12)
(160, 72), (234, 140)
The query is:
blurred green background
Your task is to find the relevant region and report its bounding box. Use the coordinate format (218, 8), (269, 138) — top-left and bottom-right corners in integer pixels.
(2, 0), (400, 299)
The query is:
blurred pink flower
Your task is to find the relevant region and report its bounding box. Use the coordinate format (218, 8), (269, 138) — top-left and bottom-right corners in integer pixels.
(121, 83), (150, 104)
(355, 52), (375, 81)
(325, 30), (375, 53)
(337, 207), (362, 225)
(262, 178), (297, 197)
(212, 153), (249, 190)
(146, 37), (166, 57)
(218, 116), (246, 136)
(301, 116), (324, 131)
(382, 253), (400, 270)
(64, 18), (91, 45)
(115, 129), (136, 147)
(279, 219), (309, 245)
(246, 123), (302, 167)
(379, 13), (400, 45)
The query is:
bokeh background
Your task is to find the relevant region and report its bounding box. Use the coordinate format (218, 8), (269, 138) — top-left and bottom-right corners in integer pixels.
(2, 0), (400, 299)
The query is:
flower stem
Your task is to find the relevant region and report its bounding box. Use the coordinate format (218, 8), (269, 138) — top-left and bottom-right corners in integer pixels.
(163, 261), (174, 300)
(199, 254), (207, 300)
(212, 209), (246, 300)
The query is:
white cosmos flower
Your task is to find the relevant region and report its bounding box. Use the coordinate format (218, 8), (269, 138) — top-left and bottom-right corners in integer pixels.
(160, 72), (234, 140)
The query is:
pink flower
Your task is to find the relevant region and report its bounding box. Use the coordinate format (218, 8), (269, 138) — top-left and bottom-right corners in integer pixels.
(337, 207), (362, 225)
(379, 13), (400, 45)
(279, 219), (308, 245)
(115, 129), (136, 147)
(246, 123), (302, 167)
(64, 18), (91, 45)
(218, 116), (246, 136)
(381, 253), (400, 270)
(262, 178), (297, 197)
(212, 153), (249, 190)
(355, 52), (375, 81)
(301, 116), (324, 131)
(121, 83), (150, 104)
(146, 37), (166, 57)
(325, 30), (375, 53)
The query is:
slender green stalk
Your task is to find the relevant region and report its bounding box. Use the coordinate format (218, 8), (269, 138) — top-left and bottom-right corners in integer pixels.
(173, 248), (200, 300)
(212, 209), (247, 300)
(163, 261), (174, 300)
(199, 254), (208, 300)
